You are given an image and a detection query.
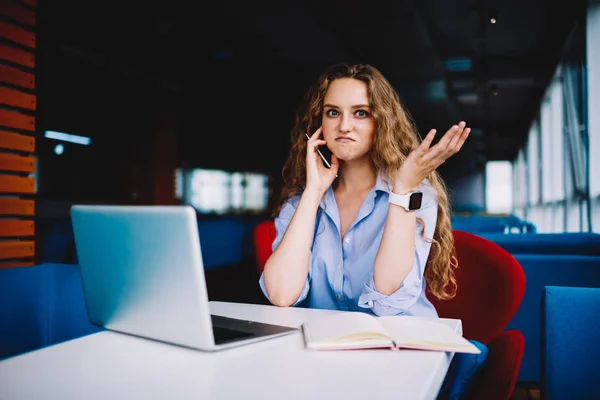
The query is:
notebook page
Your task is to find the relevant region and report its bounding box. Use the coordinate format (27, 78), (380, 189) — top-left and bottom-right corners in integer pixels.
(377, 316), (479, 353)
(303, 311), (390, 344)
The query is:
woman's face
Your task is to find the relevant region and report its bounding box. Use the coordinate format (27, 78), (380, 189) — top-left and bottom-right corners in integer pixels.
(321, 78), (376, 162)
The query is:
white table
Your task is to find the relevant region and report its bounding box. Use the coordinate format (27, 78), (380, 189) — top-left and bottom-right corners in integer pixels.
(0, 301), (461, 400)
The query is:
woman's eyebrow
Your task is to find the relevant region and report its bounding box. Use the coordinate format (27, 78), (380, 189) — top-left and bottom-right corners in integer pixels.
(323, 104), (371, 109)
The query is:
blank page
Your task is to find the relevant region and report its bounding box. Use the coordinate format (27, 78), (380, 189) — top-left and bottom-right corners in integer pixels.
(303, 312), (390, 345)
(378, 316), (479, 353)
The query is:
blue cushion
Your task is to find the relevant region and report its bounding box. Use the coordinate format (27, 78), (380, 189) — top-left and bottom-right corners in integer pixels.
(437, 340), (489, 400)
(0, 263), (103, 360)
(0, 265), (53, 359)
(543, 286), (600, 399)
(479, 232), (600, 256)
(506, 255), (600, 382)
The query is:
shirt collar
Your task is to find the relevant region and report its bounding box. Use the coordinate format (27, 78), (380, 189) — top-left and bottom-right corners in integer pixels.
(374, 174), (392, 194)
(320, 172), (392, 208)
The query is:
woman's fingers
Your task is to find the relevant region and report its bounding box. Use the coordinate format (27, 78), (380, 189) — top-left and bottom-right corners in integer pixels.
(308, 126), (323, 143)
(416, 129), (437, 154)
(447, 127), (470, 154)
(421, 121), (469, 165)
(455, 128), (470, 152)
(436, 122), (463, 150)
(307, 139), (327, 152)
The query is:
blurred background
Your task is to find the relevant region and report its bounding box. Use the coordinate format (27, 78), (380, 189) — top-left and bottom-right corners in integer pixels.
(1, 0), (598, 290)
(2, 0), (600, 396)
(29, 0), (594, 221)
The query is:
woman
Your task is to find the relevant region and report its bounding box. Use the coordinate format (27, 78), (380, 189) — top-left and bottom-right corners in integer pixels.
(260, 63), (483, 400)
(259, 63), (469, 317)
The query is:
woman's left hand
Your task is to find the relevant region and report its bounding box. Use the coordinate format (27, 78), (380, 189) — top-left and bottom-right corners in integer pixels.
(394, 121), (470, 193)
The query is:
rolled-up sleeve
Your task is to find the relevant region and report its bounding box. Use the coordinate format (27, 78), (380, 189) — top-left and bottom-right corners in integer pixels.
(358, 183), (438, 316)
(259, 197), (311, 306)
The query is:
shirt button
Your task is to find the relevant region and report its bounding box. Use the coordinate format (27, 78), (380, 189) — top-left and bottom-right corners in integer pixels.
(338, 264), (342, 269)
(337, 294), (343, 300)
(344, 237), (351, 243)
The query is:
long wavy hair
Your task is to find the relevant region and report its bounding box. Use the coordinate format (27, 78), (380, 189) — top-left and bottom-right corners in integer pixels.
(273, 63), (457, 300)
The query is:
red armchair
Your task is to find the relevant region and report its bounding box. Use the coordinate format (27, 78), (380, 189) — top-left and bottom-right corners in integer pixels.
(427, 230), (525, 400)
(252, 222), (525, 399)
(253, 220), (277, 277)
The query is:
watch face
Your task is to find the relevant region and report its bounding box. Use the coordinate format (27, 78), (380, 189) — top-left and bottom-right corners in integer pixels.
(409, 192), (423, 210)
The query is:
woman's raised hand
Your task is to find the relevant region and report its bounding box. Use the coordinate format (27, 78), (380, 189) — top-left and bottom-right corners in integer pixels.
(305, 127), (339, 195)
(394, 121), (470, 193)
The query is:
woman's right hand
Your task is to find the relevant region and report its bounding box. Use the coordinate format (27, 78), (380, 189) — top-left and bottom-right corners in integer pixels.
(305, 127), (339, 195)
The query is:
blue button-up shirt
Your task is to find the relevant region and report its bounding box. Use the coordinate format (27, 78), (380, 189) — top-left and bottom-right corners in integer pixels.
(259, 176), (439, 318)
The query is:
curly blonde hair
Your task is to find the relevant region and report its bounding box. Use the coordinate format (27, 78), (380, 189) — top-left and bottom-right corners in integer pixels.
(273, 63), (457, 300)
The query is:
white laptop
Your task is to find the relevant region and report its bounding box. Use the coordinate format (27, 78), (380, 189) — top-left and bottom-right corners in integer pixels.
(70, 205), (297, 351)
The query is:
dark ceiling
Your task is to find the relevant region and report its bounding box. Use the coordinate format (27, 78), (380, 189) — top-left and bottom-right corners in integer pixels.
(40, 0), (588, 175)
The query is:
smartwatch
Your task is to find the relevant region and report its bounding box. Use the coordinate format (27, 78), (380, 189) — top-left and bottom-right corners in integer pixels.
(388, 190), (423, 211)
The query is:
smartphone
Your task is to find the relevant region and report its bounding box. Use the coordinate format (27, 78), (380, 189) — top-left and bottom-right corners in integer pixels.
(305, 132), (333, 169)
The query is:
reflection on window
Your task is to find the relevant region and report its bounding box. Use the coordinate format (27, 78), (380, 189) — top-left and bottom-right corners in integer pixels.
(486, 161), (513, 214)
(231, 173), (244, 209)
(190, 170), (230, 214)
(175, 168), (183, 200)
(179, 168), (269, 214)
(244, 173), (269, 211)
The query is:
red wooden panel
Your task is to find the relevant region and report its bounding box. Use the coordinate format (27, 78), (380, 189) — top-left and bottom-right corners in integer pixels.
(0, 1), (36, 26)
(0, 198), (34, 215)
(0, 153), (35, 172)
(0, 260), (34, 269)
(0, 219), (34, 237)
(0, 109), (35, 131)
(0, 86), (36, 110)
(0, 240), (34, 259)
(0, 21), (35, 48)
(0, 174), (35, 193)
(0, 64), (35, 89)
(0, 130), (34, 151)
(0, 43), (34, 68)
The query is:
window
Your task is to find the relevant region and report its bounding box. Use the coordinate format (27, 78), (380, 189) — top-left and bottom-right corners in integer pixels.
(243, 173), (269, 211)
(550, 78), (565, 201)
(175, 168), (183, 200)
(512, 149), (527, 211)
(190, 169), (231, 214)
(527, 121), (541, 205)
(179, 168), (269, 214)
(536, 70), (566, 204)
(486, 161), (513, 213)
(588, 3), (600, 197)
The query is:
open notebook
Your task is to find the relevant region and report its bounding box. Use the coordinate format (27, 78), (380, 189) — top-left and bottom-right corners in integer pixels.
(301, 311), (480, 354)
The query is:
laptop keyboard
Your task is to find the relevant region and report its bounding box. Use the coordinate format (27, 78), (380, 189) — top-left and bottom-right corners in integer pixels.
(212, 325), (256, 345)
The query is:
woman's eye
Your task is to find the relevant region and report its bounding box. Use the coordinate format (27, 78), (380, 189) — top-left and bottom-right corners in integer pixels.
(326, 109), (339, 117)
(355, 110), (369, 118)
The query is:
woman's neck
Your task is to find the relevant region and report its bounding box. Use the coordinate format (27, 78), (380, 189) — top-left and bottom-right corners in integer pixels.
(335, 159), (377, 193)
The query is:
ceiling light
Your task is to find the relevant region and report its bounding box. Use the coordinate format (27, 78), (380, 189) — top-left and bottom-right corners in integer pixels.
(44, 130), (91, 145)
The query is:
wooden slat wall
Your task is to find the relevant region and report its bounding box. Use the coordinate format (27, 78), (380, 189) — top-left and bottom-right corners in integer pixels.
(0, 0), (36, 268)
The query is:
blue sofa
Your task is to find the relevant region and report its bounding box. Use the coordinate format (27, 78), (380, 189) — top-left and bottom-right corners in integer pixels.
(480, 232), (600, 256)
(0, 263), (103, 360)
(451, 214), (533, 234)
(506, 254), (600, 383)
(38, 216), (263, 270)
(542, 286), (600, 399)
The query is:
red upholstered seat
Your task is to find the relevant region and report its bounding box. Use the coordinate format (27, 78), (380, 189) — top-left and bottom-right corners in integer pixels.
(253, 220), (277, 277)
(253, 223), (525, 399)
(427, 230), (525, 400)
